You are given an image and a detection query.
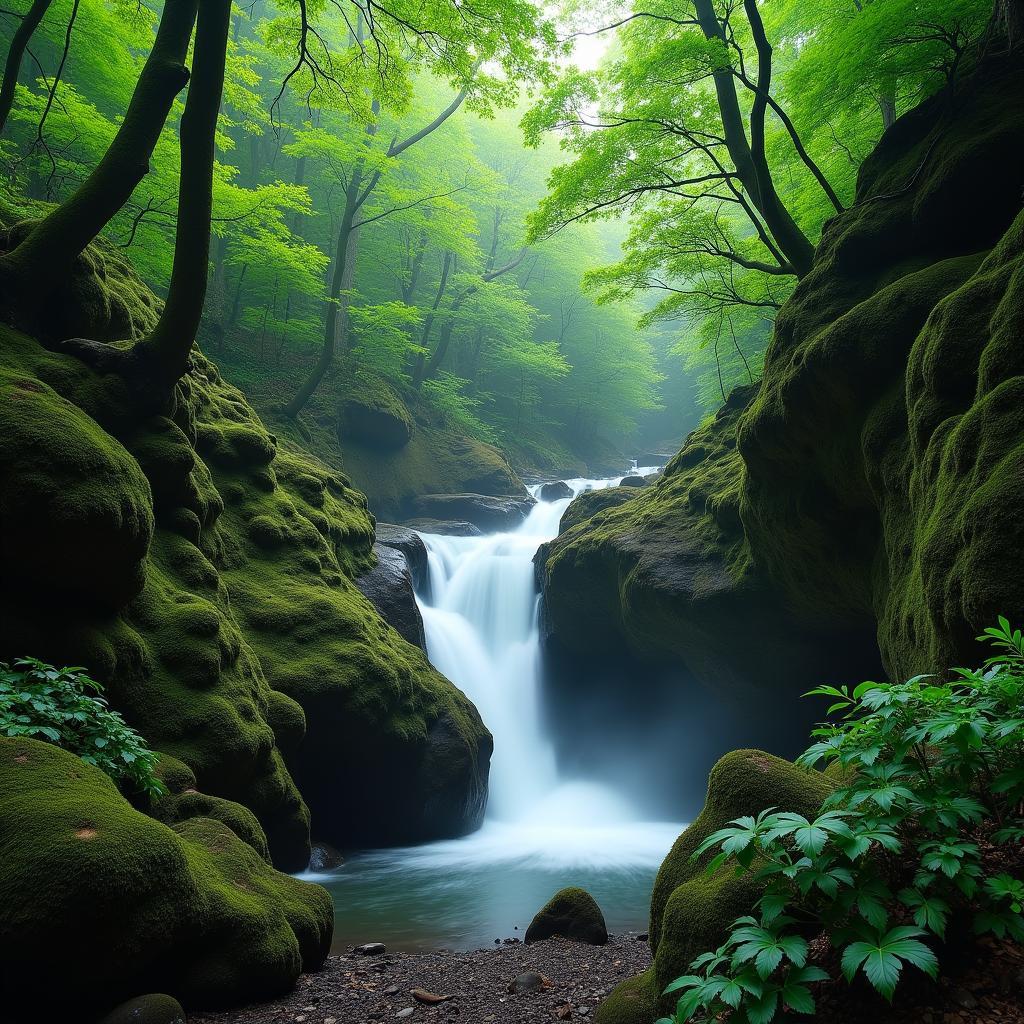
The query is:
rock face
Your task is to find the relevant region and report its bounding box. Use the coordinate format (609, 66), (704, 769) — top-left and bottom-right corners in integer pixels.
(540, 480), (573, 501)
(356, 543), (427, 650)
(0, 738), (333, 1018)
(375, 523), (431, 595)
(526, 887), (609, 946)
(595, 751), (833, 1024)
(0, 258), (494, 1011)
(339, 380), (414, 451)
(541, 51), (1024, 699)
(412, 493), (536, 533)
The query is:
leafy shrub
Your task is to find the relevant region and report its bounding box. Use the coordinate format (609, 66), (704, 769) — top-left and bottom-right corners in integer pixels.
(0, 657), (165, 796)
(661, 618), (1024, 1023)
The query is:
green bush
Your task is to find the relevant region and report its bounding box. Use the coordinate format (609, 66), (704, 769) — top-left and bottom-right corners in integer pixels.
(661, 618), (1024, 1024)
(0, 658), (165, 797)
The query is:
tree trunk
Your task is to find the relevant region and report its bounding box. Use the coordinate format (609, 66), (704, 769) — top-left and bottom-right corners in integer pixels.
(0, 0), (55, 136)
(133, 0), (231, 384)
(0, 0), (198, 288)
(412, 251), (453, 385)
(693, 0), (815, 277)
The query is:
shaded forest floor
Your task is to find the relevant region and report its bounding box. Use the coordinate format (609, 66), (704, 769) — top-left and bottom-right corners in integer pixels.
(190, 934), (650, 1024)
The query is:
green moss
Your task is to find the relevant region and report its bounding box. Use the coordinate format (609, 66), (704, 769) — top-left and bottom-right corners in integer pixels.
(0, 737), (331, 1018)
(598, 751), (833, 1024)
(525, 886), (608, 945)
(594, 971), (659, 1024)
(339, 373), (415, 451)
(558, 486), (640, 534)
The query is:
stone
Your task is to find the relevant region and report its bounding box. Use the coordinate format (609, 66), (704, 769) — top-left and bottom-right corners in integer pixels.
(617, 476), (648, 488)
(356, 543), (427, 650)
(403, 518), (483, 537)
(376, 524), (431, 596)
(411, 493), (536, 533)
(396, 1009), (415, 1019)
(540, 481), (573, 501)
(355, 943), (387, 956)
(97, 994), (186, 1024)
(308, 842), (344, 872)
(508, 972), (552, 994)
(526, 887), (608, 946)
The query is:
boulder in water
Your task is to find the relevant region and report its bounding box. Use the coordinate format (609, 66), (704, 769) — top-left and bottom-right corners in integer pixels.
(412, 493), (535, 533)
(308, 842), (345, 871)
(525, 887), (608, 946)
(540, 480), (573, 501)
(356, 543), (427, 650)
(403, 518), (483, 537)
(618, 475), (648, 488)
(376, 523), (431, 595)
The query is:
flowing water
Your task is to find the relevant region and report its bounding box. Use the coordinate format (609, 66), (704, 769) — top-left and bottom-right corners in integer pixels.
(305, 472), (684, 951)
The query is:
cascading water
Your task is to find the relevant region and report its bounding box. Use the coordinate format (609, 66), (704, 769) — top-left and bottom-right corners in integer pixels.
(306, 471), (683, 951)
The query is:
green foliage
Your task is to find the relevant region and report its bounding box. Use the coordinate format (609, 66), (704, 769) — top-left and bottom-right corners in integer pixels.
(660, 618), (1024, 1023)
(0, 657), (165, 797)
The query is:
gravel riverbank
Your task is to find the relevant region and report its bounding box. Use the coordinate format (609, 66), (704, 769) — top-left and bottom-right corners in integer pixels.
(191, 933), (651, 1024)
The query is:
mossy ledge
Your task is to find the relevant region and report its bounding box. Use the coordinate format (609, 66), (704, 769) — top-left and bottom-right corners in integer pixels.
(541, 50), (1024, 698)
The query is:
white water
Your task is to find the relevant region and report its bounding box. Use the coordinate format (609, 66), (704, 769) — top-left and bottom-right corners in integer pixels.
(304, 468), (684, 950)
(417, 470), (679, 849)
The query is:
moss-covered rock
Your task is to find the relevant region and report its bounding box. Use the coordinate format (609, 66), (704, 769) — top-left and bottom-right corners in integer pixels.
(0, 737), (332, 1019)
(542, 50), (1024, 698)
(596, 750), (833, 1024)
(0, 279), (492, 864)
(97, 993), (186, 1024)
(339, 376), (415, 451)
(525, 887), (608, 945)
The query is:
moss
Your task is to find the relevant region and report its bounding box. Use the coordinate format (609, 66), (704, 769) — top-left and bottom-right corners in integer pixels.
(594, 971), (659, 1024)
(558, 486), (641, 534)
(525, 887), (608, 945)
(339, 373), (415, 451)
(0, 737), (331, 1019)
(97, 993), (186, 1024)
(541, 51), (1024, 696)
(598, 751), (833, 1024)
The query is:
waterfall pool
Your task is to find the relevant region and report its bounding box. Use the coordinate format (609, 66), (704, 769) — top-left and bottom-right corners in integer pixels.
(304, 472), (685, 952)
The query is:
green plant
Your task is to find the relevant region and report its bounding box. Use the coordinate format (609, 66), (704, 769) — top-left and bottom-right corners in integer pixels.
(0, 657), (166, 797)
(660, 618), (1024, 1023)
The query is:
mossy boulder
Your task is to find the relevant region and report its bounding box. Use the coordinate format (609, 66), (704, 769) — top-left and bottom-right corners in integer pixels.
(541, 51), (1024, 699)
(596, 750), (833, 1024)
(0, 280), (492, 867)
(339, 377), (414, 451)
(0, 737), (332, 1018)
(97, 994), (186, 1024)
(525, 887), (608, 945)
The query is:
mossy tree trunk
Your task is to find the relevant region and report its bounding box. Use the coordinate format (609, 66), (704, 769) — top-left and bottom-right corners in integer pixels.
(0, 0), (54, 136)
(0, 0), (198, 289)
(133, 0), (232, 385)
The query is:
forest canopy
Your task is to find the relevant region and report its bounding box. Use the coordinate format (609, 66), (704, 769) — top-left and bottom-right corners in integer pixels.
(0, 0), (1005, 466)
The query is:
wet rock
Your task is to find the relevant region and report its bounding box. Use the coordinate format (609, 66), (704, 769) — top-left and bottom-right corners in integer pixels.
(356, 543), (427, 650)
(376, 524), (431, 596)
(540, 481), (573, 501)
(508, 971), (552, 994)
(356, 943), (387, 956)
(526, 888), (608, 946)
(98, 994), (186, 1024)
(308, 842), (345, 871)
(404, 518), (483, 537)
(411, 493), (536, 533)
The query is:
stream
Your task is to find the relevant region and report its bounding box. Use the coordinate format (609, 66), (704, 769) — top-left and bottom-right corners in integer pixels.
(304, 472), (683, 951)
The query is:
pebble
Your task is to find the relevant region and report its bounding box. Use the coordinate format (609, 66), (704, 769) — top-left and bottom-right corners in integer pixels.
(396, 1010), (414, 1020)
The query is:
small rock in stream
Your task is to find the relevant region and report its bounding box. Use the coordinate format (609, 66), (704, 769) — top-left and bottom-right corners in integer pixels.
(356, 942), (387, 956)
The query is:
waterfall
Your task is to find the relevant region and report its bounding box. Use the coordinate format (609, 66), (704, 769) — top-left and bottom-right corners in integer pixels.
(416, 472), (656, 824)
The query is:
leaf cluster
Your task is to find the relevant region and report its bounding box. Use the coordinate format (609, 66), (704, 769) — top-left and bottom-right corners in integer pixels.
(660, 618), (1024, 1023)
(0, 657), (166, 798)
